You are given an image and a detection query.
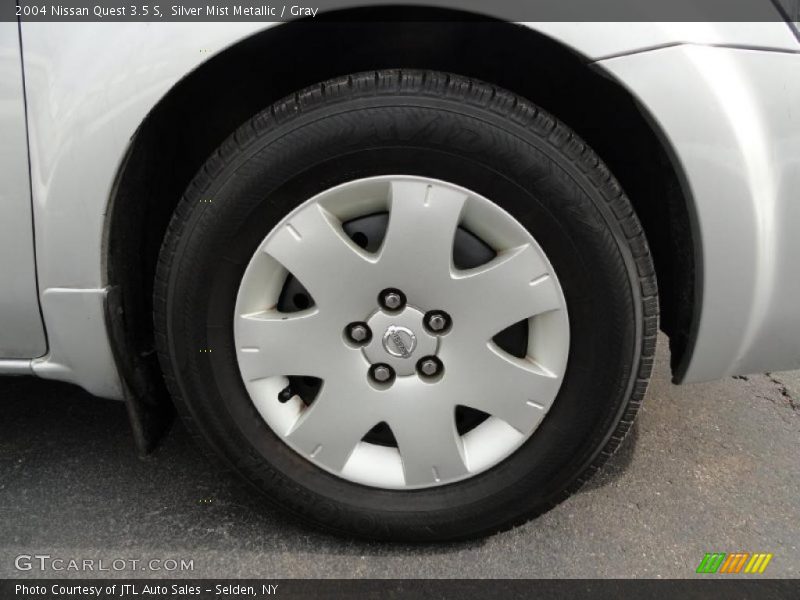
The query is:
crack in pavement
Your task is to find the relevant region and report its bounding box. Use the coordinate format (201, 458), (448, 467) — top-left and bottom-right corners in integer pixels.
(765, 372), (799, 412)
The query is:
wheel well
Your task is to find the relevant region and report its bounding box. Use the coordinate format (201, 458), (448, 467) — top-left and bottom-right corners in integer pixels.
(107, 8), (695, 408)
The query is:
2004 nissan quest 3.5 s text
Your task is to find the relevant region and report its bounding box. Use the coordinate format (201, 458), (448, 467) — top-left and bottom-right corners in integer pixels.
(1, 10), (799, 540)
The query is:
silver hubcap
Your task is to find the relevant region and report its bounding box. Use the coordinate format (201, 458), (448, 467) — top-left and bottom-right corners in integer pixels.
(234, 176), (569, 489)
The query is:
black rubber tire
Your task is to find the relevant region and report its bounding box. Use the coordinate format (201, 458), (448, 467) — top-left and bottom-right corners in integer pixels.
(154, 70), (658, 542)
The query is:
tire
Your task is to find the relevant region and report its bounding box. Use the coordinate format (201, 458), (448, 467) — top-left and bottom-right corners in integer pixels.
(154, 70), (658, 541)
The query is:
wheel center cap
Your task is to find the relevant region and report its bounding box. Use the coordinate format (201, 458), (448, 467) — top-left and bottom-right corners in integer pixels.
(362, 305), (438, 377)
(382, 325), (417, 358)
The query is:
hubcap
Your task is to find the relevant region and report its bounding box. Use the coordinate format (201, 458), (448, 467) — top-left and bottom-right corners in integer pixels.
(234, 176), (569, 489)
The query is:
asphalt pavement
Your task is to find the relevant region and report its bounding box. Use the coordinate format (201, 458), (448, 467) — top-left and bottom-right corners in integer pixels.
(1, 335), (798, 578)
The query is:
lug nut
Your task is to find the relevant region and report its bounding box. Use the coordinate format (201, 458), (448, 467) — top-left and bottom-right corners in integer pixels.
(346, 322), (371, 344)
(420, 359), (438, 376)
(428, 314), (447, 331)
(370, 363), (395, 384)
(379, 288), (406, 311)
(417, 356), (443, 378)
(385, 293), (401, 309)
(424, 310), (452, 334)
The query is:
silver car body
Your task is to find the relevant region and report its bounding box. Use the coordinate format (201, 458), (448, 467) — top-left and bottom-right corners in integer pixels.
(1, 19), (799, 400)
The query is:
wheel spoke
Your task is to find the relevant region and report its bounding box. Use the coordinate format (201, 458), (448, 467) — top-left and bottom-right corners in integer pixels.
(262, 203), (375, 311)
(453, 244), (561, 341)
(451, 344), (562, 434)
(378, 180), (467, 286)
(390, 402), (468, 486)
(235, 309), (339, 381)
(285, 381), (376, 472)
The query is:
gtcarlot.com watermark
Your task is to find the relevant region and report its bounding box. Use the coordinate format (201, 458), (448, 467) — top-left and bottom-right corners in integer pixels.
(14, 554), (194, 573)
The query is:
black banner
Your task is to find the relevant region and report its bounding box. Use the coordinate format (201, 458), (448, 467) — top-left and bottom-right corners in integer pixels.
(3, 0), (800, 22)
(2, 579), (800, 600)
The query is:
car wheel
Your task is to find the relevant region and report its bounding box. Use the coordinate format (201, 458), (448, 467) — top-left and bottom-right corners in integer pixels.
(154, 70), (657, 541)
